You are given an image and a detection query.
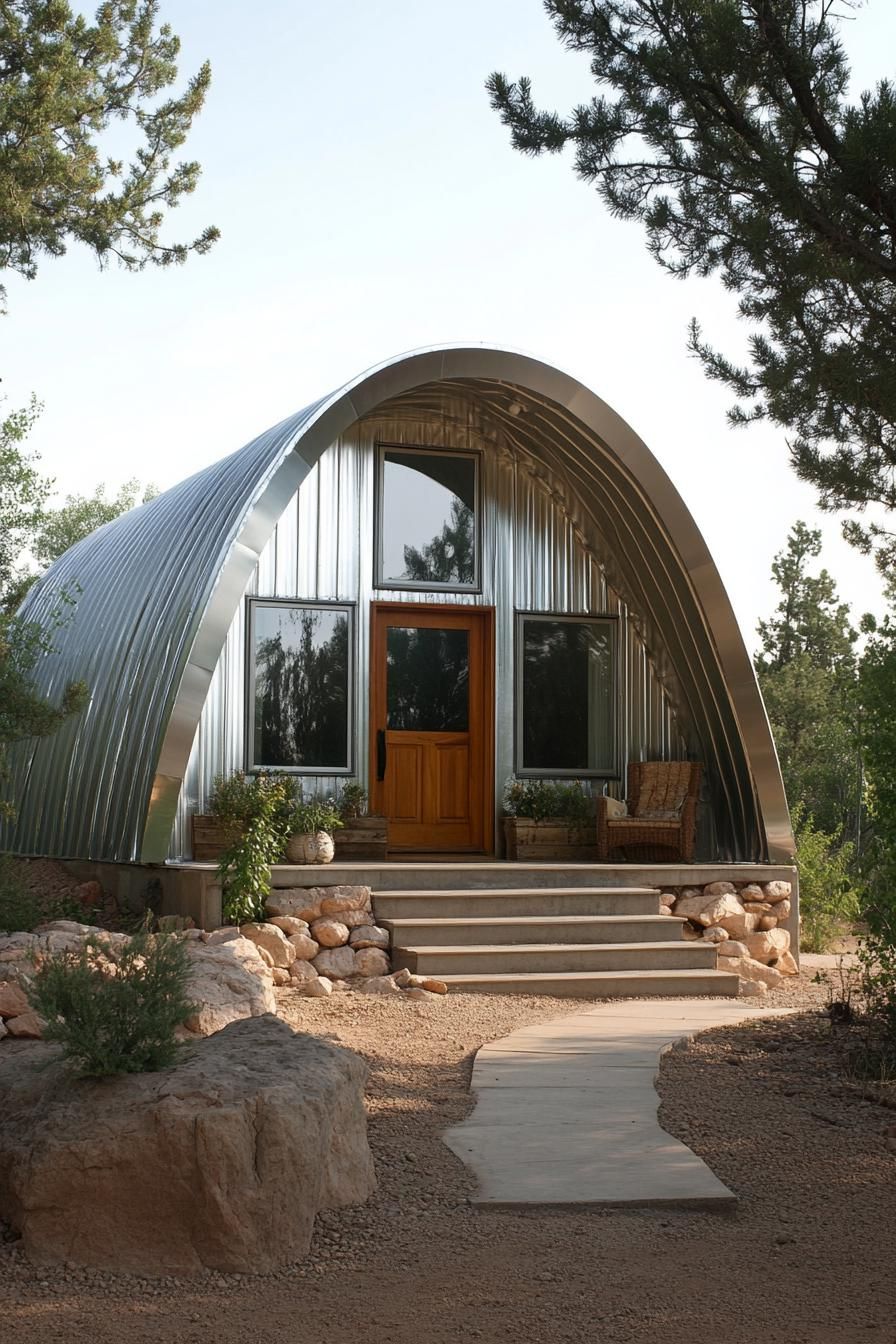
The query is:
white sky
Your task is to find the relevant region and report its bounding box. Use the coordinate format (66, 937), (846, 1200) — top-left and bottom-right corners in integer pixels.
(3, 0), (894, 653)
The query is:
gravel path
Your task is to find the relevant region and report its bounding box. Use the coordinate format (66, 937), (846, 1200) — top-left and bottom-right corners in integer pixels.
(2, 971), (895, 1344)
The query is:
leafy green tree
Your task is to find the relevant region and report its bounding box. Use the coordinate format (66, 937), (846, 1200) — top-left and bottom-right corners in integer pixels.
(403, 501), (475, 585)
(0, 0), (218, 310)
(0, 397), (49, 610)
(488, 1), (896, 572)
(858, 604), (896, 924)
(33, 478), (158, 567)
(754, 522), (861, 841)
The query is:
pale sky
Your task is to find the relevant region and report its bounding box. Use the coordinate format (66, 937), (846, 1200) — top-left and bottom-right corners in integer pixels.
(3, 0), (894, 652)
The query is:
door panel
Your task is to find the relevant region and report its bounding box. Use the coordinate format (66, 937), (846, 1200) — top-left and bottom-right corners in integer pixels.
(371, 604), (494, 852)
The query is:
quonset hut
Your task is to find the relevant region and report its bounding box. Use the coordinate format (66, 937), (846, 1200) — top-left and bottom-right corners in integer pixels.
(3, 346), (793, 886)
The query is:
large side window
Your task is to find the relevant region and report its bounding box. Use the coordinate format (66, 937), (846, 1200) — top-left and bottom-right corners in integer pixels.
(516, 613), (617, 776)
(375, 445), (479, 590)
(247, 600), (353, 773)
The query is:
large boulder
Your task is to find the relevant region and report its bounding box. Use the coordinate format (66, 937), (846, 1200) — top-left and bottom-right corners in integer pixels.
(184, 938), (276, 1036)
(238, 922), (296, 969)
(699, 893), (744, 928)
(0, 1015), (376, 1274)
(743, 928), (791, 966)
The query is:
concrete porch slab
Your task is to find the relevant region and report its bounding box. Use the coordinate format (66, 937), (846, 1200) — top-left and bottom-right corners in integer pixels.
(443, 997), (797, 1208)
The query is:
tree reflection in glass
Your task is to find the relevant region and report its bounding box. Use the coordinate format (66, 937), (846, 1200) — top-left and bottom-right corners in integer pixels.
(520, 618), (615, 772)
(253, 605), (350, 768)
(380, 450), (477, 586)
(386, 626), (469, 732)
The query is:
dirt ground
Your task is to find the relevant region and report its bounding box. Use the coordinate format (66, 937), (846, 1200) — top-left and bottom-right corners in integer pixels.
(2, 971), (895, 1344)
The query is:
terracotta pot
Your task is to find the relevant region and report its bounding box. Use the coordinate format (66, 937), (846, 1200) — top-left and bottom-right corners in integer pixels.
(286, 830), (335, 864)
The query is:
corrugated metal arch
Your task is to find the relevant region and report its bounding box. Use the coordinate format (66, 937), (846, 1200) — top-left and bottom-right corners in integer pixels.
(2, 345), (793, 863)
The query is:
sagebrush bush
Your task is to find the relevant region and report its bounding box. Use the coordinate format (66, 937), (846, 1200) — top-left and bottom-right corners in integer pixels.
(29, 928), (195, 1076)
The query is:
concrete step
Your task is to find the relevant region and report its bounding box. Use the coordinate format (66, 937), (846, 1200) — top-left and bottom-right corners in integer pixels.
(382, 913), (685, 947)
(433, 968), (740, 998)
(373, 886), (660, 921)
(272, 863), (667, 892)
(392, 940), (718, 976)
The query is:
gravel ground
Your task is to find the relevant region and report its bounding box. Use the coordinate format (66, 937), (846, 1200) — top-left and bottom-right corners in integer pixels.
(2, 970), (895, 1344)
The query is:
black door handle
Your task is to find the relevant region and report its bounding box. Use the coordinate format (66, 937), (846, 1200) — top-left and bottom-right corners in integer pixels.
(376, 729), (387, 781)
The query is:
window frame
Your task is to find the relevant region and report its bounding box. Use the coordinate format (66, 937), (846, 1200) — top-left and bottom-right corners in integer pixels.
(373, 442), (482, 593)
(245, 596), (355, 776)
(514, 610), (620, 779)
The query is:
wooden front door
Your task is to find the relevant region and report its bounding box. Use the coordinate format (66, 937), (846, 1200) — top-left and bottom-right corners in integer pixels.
(370, 603), (494, 852)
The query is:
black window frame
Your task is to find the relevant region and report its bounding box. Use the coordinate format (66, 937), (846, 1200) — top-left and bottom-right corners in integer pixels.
(514, 610), (619, 779)
(245, 597), (355, 776)
(373, 442), (482, 593)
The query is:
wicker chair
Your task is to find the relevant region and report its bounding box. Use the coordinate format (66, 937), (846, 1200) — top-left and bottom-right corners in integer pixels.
(596, 761), (703, 863)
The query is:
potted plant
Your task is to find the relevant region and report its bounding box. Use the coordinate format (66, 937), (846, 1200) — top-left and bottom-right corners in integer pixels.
(502, 778), (598, 861)
(333, 780), (389, 859)
(285, 794), (344, 864)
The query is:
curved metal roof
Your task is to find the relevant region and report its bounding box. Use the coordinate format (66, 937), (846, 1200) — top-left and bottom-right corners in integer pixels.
(2, 345), (793, 863)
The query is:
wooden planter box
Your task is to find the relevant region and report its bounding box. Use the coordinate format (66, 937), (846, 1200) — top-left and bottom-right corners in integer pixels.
(503, 817), (598, 862)
(190, 814), (389, 862)
(334, 816), (388, 859)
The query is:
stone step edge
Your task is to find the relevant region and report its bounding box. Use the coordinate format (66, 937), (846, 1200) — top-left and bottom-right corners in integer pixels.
(374, 886), (661, 899)
(382, 914), (682, 928)
(392, 941), (712, 956)
(436, 968), (740, 985)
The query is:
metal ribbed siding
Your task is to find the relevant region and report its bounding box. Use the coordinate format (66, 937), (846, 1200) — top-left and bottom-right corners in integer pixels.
(2, 346), (791, 865)
(170, 399), (687, 859)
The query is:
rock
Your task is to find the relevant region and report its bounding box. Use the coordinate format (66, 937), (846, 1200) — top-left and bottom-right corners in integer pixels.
(699, 893), (744, 927)
(673, 893), (711, 921)
(288, 933), (320, 961)
(392, 967), (413, 987)
(238, 923), (295, 969)
(256, 945), (275, 968)
(702, 925), (730, 944)
(6, 1011), (43, 1038)
(0, 1016), (376, 1273)
(340, 909), (376, 930)
(312, 946), (356, 980)
(703, 881), (737, 897)
(304, 976), (334, 998)
(758, 915), (778, 931)
(728, 956), (784, 989)
(310, 918), (350, 949)
(420, 977), (448, 994)
(183, 939), (276, 1036)
(403, 987), (430, 1001)
(678, 886), (703, 900)
(772, 898), (792, 922)
(72, 880), (103, 909)
(743, 901), (773, 915)
(680, 922), (701, 941)
(717, 939), (750, 959)
(348, 925), (389, 950)
(264, 889), (323, 923)
(717, 910), (759, 940)
(777, 950), (799, 975)
(658, 906), (673, 916)
(359, 974), (401, 995)
(0, 981), (30, 1018)
(738, 884), (765, 902)
(206, 927), (241, 946)
(319, 887), (373, 916)
(738, 978), (768, 997)
(353, 948), (390, 978)
(658, 891), (676, 907)
(271, 967), (291, 987)
(268, 916), (310, 936)
(289, 959), (318, 984)
(744, 928), (791, 965)
(763, 881), (792, 903)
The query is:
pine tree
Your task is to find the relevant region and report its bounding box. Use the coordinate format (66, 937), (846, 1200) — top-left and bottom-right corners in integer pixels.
(488, 1), (896, 572)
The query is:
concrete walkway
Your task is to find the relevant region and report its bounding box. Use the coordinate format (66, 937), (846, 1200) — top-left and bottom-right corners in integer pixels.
(443, 998), (796, 1209)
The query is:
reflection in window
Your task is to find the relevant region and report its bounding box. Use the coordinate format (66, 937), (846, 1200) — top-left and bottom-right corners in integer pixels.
(517, 615), (616, 775)
(378, 448), (477, 588)
(386, 626), (469, 731)
(249, 602), (352, 771)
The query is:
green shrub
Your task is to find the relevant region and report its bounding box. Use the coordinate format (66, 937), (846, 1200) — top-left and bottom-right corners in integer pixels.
(793, 803), (861, 953)
(337, 780), (368, 820)
(502, 778), (593, 825)
(289, 794), (343, 835)
(210, 771), (294, 924)
(29, 928), (195, 1077)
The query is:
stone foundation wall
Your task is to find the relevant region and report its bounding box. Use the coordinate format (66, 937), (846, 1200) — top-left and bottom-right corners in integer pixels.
(660, 879), (796, 995)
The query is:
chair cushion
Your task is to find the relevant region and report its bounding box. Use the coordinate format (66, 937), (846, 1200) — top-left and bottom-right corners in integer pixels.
(633, 762), (693, 820)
